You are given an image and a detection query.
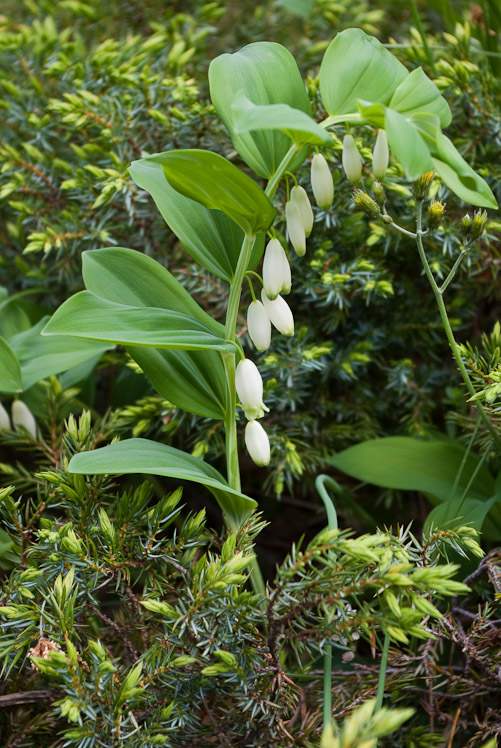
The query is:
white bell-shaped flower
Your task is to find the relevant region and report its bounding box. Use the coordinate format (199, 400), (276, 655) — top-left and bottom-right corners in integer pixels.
(285, 200), (306, 257)
(247, 300), (271, 352)
(263, 238), (291, 300)
(372, 129), (389, 180)
(245, 420), (270, 466)
(235, 359), (269, 421)
(261, 289), (294, 336)
(11, 400), (37, 438)
(342, 133), (362, 184)
(291, 185), (314, 236)
(0, 402), (11, 431)
(310, 153), (334, 211)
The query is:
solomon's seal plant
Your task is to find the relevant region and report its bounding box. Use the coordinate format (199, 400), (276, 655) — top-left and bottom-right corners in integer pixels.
(34, 27), (497, 735)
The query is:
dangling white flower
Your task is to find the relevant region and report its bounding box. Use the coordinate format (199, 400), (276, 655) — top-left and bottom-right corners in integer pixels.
(247, 300), (271, 352)
(285, 200), (306, 257)
(291, 185), (314, 236)
(310, 153), (334, 211)
(235, 359), (269, 420)
(11, 400), (37, 438)
(261, 289), (294, 336)
(245, 420), (270, 466)
(372, 129), (389, 180)
(263, 238), (291, 300)
(342, 133), (362, 184)
(0, 402), (11, 431)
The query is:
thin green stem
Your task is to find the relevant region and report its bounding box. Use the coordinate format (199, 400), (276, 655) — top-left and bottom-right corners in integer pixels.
(408, 0), (437, 75)
(245, 274), (257, 303)
(415, 202), (501, 450)
(374, 633), (390, 713)
(439, 247), (469, 294)
(315, 475), (339, 734)
(265, 145), (301, 198)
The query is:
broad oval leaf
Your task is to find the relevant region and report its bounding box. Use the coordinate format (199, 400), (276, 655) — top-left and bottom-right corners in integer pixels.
(42, 292), (235, 353)
(231, 91), (332, 147)
(424, 497), (497, 535)
(145, 150), (275, 236)
(328, 437), (495, 501)
(209, 41), (312, 177)
(385, 107), (433, 179)
(389, 67), (451, 127)
(319, 29), (408, 116)
(0, 337), (22, 394)
(432, 133), (498, 209)
(82, 247), (221, 334)
(129, 346), (227, 420)
(69, 438), (257, 527)
(9, 318), (108, 391)
(82, 246), (228, 420)
(130, 159), (258, 281)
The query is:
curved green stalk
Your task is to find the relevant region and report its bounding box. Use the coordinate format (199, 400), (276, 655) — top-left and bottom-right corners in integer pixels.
(414, 202), (501, 450)
(221, 144), (313, 598)
(374, 632), (390, 713)
(315, 474), (339, 733)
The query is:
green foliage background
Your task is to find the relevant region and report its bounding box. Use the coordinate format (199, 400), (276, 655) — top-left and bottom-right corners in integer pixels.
(0, 0), (501, 745)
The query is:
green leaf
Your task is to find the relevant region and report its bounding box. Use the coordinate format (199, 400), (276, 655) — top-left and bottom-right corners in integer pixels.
(82, 247), (221, 334)
(145, 150), (275, 236)
(68, 439), (257, 527)
(385, 108), (433, 179)
(425, 497), (497, 534)
(129, 159), (264, 281)
(230, 91), (332, 147)
(328, 437), (495, 501)
(128, 347), (227, 420)
(0, 337), (22, 394)
(209, 42), (312, 177)
(431, 133), (498, 209)
(42, 292), (235, 353)
(319, 29), (408, 116)
(82, 247), (227, 420)
(389, 67), (451, 127)
(9, 319), (108, 391)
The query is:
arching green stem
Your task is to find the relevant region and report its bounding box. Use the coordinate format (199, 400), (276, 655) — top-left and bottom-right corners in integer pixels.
(414, 202), (501, 450)
(315, 474), (340, 733)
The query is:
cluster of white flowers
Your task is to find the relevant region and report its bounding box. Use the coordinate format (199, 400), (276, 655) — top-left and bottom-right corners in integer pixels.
(239, 132), (389, 466)
(0, 399), (37, 438)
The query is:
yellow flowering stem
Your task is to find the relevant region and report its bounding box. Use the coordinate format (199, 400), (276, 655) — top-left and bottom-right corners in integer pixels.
(414, 201), (501, 450)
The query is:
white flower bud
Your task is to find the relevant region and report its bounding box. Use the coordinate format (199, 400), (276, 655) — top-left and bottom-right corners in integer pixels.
(245, 420), (270, 466)
(0, 402), (11, 431)
(235, 359), (269, 421)
(11, 400), (37, 438)
(310, 153), (334, 211)
(342, 133), (362, 184)
(261, 289), (294, 336)
(285, 200), (306, 257)
(263, 238), (291, 300)
(247, 300), (271, 352)
(372, 129), (389, 180)
(291, 185), (314, 236)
